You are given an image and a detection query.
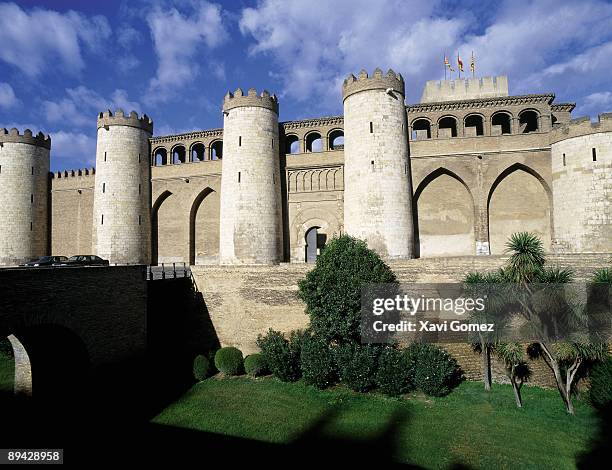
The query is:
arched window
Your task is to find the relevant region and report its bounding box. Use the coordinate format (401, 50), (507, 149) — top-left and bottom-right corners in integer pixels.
(153, 147), (168, 166)
(464, 114), (484, 136)
(172, 145), (186, 164)
(210, 140), (223, 160)
(412, 118), (431, 140)
(306, 132), (322, 152)
(438, 116), (458, 138)
(519, 110), (539, 133)
(328, 129), (344, 150)
(285, 134), (299, 154)
(191, 143), (205, 162)
(491, 112), (512, 135)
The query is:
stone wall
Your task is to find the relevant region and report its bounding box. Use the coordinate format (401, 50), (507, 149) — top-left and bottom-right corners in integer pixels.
(0, 265), (147, 367)
(191, 254), (611, 387)
(50, 170), (95, 256)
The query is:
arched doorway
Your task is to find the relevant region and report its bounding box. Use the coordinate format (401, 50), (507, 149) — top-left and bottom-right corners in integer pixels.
(414, 169), (475, 257)
(305, 226), (326, 263)
(189, 188), (220, 265)
(488, 165), (551, 254)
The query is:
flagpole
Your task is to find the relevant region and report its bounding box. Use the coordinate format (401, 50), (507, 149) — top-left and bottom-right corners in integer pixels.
(444, 54), (446, 80)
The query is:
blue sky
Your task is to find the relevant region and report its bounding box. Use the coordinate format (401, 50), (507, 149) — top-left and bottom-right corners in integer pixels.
(1, 0), (611, 171)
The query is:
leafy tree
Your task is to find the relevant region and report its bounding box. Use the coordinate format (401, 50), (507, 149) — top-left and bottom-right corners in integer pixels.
(496, 342), (531, 407)
(298, 235), (396, 344)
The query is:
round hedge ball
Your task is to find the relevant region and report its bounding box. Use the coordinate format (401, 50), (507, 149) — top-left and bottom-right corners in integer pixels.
(244, 353), (268, 377)
(193, 354), (211, 381)
(214, 347), (245, 376)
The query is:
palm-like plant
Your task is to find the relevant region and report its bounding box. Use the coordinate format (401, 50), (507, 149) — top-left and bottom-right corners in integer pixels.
(504, 232), (546, 283)
(496, 342), (531, 407)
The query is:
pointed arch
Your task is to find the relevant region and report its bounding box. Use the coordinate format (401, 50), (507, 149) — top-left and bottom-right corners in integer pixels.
(487, 163), (552, 254)
(413, 168), (476, 258)
(151, 190), (173, 266)
(189, 187), (218, 265)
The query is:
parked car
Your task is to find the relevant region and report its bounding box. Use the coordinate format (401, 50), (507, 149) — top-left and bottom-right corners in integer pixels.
(23, 256), (69, 267)
(64, 255), (110, 266)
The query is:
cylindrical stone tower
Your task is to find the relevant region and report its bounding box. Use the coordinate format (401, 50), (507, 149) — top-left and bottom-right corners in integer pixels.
(92, 110), (153, 264)
(219, 88), (283, 264)
(343, 68), (414, 259)
(0, 128), (50, 266)
(550, 114), (612, 253)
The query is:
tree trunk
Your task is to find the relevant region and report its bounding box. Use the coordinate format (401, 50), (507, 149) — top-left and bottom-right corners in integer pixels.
(511, 379), (522, 407)
(539, 342), (574, 415)
(482, 342), (492, 391)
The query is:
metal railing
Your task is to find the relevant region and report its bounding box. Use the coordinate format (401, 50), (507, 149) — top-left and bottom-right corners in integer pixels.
(146, 262), (190, 280)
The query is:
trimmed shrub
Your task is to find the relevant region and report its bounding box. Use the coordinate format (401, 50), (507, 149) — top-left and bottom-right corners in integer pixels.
(244, 354), (268, 377)
(256, 329), (301, 382)
(589, 356), (612, 409)
(193, 354), (212, 381)
(298, 235), (396, 344)
(376, 347), (417, 396)
(214, 347), (244, 376)
(300, 334), (337, 389)
(413, 343), (460, 397)
(336, 343), (380, 392)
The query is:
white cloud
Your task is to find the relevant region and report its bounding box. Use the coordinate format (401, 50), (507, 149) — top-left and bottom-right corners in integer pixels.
(0, 2), (111, 77)
(239, 0), (612, 114)
(50, 131), (97, 168)
(0, 82), (19, 109)
(145, 1), (228, 104)
(42, 86), (141, 128)
(576, 91), (612, 117)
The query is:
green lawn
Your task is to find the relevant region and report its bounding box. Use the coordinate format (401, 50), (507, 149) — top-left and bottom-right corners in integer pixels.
(0, 351), (14, 393)
(153, 377), (598, 469)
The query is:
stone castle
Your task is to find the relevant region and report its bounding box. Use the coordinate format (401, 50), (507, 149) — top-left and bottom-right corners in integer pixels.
(1, 69), (611, 267)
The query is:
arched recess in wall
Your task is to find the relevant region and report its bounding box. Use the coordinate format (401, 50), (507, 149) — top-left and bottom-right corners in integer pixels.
(189, 187), (220, 265)
(151, 190), (173, 266)
(413, 168), (475, 258)
(487, 163), (552, 254)
(8, 326), (90, 403)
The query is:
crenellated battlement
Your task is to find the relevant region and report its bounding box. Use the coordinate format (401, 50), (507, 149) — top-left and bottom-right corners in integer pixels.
(97, 109), (153, 134)
(51, 167), (96, 179)
(550, 113), (612, 143)
(0, 128), (51, 149)
(222, 88), (279, 114)
(342, 68), (405, 101)
(420, 76), (508, 103)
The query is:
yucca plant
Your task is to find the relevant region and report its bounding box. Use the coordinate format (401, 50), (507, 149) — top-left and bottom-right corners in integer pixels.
(496, 342), (531, 408)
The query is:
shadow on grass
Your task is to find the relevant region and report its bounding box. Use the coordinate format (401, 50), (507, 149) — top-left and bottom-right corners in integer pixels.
(0, 385), (437, 467)
(577, 401), (612, 468)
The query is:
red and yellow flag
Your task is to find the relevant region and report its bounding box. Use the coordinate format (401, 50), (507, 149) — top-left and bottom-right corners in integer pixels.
(457, 54), (464, 72)
(444, 56), (454, 72)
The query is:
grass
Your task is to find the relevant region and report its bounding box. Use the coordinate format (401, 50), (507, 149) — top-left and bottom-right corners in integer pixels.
(152, 377), (599, 469)
(0, 351), (14, 393)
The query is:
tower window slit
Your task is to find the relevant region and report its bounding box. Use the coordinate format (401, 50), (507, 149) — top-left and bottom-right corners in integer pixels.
(239, 136), (242, 147)
(238, 172), (241, 183)
(102, 182), (105, 193)
(139, 184), (141, 195)
(104, 151), (107, 162)
(101, 214), (104, 225)
(30, 222), (32, 231)
(30, 194), (33, 203)
(31, 166), (34, 175)
(369, 122), (373, 133)
(138, 215), (142, 225)
(592, 148), (597, 161)
(563, 153), (566, 166)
